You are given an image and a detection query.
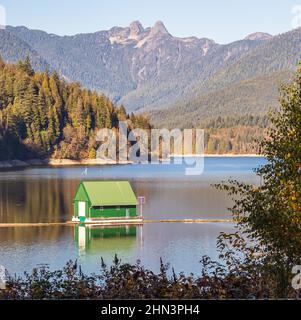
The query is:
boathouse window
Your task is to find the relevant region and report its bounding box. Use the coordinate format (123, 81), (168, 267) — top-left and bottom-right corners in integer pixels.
(93, 206), (104, 211)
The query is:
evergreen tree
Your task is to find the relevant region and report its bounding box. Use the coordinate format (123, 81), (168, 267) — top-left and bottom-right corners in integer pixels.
(16, 55), (34, 76)
(0, 56), (151, 160)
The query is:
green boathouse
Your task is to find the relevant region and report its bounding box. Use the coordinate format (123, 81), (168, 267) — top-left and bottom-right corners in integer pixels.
(72, 181), (139, 223)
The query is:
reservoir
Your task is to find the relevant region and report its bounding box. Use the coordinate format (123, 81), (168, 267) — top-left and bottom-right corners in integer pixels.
(0, 157), (266, 275)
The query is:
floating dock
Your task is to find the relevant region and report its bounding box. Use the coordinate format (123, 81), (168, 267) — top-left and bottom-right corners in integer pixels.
(0, 219), (233, 228)
(71, 216), (144, 225)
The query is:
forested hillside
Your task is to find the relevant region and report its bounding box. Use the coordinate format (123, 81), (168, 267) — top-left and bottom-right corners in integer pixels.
(1, 20), (299, 156)
(1, 23), (300, 137)
(0, 55), (271, 158)
(0, 56), (150, 161)
(202, 115), (269, 154)
(150, 71), (291, 128)
(3, 24), (300, 116)
(0, 29), (49, 72)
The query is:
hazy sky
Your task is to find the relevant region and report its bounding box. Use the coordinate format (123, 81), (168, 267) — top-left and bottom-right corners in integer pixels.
(1, 0), (300, 43)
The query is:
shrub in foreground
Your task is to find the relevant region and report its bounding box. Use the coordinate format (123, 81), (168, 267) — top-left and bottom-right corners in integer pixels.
(1, 252), (300, 300)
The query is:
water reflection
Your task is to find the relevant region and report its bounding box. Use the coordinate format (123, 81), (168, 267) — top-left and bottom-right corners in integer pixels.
(0, 157), (266, 274)
(74, 225), (137, 253)
(0, 174), (238, 223)
(0, 157), (265, 223)
(0, 179), (76, 223)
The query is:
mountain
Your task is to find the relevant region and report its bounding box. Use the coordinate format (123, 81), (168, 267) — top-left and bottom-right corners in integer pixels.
(244, 32), (273, 41)
(151, 28), (301, 128)
(0, 22), (300, 128)
(150, 70), (292, 128)
(4, 21), (219, 107)
(2, 22), (265, 108)
(0, 28), (49, 71)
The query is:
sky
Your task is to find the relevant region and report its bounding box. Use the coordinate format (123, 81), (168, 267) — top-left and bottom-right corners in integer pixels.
(0, 0), (300, 43)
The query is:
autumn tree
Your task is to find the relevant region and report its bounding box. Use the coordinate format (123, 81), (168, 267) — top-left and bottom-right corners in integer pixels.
(0, 56), (151, 160)
(216, 64), (301, 298)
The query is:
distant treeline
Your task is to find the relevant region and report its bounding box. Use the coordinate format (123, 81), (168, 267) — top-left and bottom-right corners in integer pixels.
(204, 126), (267, 154)
(0, 56), (151, 160)
(200, 114), (270, 129)
(151, 109), (271, 155)
(201, 115), (270, 154)
(153, 113), (270, 154)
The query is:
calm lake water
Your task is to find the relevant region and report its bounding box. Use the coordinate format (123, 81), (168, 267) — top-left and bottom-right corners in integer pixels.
(0, 157), (266, 275)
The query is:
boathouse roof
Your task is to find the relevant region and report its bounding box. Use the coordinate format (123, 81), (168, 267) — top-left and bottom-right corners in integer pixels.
(74, 181), (138, 206)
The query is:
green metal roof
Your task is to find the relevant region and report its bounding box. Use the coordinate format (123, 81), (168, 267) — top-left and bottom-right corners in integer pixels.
(78, 181), (138, 206)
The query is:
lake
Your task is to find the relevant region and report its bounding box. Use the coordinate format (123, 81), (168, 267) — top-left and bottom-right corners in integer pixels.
(0, 157), (266, 276)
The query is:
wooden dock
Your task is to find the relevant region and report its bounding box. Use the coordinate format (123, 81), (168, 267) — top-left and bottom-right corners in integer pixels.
(0, 219), (233, 228)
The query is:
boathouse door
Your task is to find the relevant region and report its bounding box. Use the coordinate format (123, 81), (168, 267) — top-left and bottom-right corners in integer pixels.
(78, 202), (86, 218)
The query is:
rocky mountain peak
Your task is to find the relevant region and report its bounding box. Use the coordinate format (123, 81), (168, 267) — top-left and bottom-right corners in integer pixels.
(149, 21), (169, 37)
(129, 21), (144, 37)
(244, 32), (273, 41)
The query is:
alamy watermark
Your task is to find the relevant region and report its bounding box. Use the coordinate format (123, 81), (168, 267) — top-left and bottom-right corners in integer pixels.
(292, 265), (301, 290)
(0, 265), (6, 290)
(95, 122), (204, 176)
(0, 4), (6, 29)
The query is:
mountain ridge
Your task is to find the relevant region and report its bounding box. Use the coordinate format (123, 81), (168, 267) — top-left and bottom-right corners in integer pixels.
(0, 22), (300, 128)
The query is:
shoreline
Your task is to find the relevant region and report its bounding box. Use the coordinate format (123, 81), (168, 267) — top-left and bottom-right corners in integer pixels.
(0, 158), (132, 169)
(171, 154), (262, 158)
(0, 155), (264, 170)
